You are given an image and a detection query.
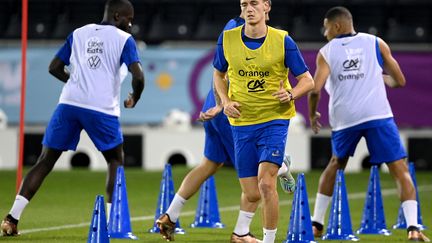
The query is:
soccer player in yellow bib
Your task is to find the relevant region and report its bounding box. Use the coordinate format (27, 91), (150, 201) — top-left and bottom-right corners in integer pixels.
(213, 0), (314, 242)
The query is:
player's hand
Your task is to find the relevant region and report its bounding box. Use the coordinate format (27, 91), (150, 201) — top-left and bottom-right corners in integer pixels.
(310, 111), (322, 134)
(383, 74), (399, 88)
(223, 101), (241, 118)
(197, 105), (223, 122)
(124, 92), (136, 108)
(272, 80), (293, 103)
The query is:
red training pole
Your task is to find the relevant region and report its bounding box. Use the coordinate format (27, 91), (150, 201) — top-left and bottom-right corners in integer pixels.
(16, 0), (28, 193)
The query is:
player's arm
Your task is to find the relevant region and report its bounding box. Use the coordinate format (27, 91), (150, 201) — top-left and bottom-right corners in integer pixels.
(277, 35), (314, 102)
(292, 71), (314, 100)
(274, 71), (314, 103)
(308, 52), (330, 134)
(49, 33), (72, 83)
(213, 78), (223, 107)
(214, 69), (240, 118)
(213, 69), (229, 105)
(122, 37), (144, 108)
(378, 37), (406, 88)
(48, 57), (69, 83)
(124, 62), (144, 108)
(197, 79), (224, 122)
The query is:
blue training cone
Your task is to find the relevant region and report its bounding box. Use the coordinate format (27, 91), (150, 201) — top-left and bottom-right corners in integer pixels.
(108, 166), (138, 240)
(283, 173), (316, 243)
(148, 164), (185, 234)
(190, 175), (225, 228)
(356, 166), (391, 235)
(88, 195), (110, 243)
(323, 170), (359, 241)
(392, 162), (426, 230)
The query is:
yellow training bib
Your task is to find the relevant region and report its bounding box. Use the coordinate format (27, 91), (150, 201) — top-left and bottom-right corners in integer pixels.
(223, 25), (296, 126)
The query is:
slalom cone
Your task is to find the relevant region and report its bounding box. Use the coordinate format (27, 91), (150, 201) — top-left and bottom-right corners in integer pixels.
(283, 173), (316, 243)
(148, 164), (185, 234)
(323, 170), (359, 241)
(88, 195), (110, 243)
(107, 166), (138, 240)
(392, 162), (426, 230)
(190, 176), (225, 228)
(356, 166), (391, 235)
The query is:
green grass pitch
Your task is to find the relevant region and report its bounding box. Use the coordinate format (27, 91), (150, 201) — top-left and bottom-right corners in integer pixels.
(0, 167), (431, 242)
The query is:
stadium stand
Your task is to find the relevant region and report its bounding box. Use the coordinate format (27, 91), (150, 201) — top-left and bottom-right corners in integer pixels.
(146, 1), (199, 43)
(193, 1), (239, 40)
(0, 0), (431, 43)
(386, 7), (430, 43)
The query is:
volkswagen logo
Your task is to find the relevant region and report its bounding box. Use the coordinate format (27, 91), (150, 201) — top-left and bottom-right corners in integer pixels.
(87, 55), (101, 69)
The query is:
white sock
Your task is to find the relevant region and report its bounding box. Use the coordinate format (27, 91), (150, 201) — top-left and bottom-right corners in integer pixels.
(402, 200), (418, 228)
(263, 228), (277, 243)
(233, 210), (255, 236)
(277, 161), (288, 176)
(165, 194), (186, 223)
(9, 195), (29, 220)
(106, 203), (112, 222)
(312, 193), (332, 225)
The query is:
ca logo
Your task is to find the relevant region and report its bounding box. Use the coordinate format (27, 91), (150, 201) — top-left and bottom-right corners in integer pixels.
(247, 79), (265, 93)
(343, 58), (360, 71)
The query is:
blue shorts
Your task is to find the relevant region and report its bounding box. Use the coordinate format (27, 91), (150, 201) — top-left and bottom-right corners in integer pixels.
(231, 120), (289, 178)
(203, 112), (235, 166)
(42, 104), (123, 151)
(331, 118), (406, 164)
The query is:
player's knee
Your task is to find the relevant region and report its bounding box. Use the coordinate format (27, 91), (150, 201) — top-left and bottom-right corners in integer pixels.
(244, 191), (261, 203)
(258, 180), (276, 198)
(329, 156), (346, 169)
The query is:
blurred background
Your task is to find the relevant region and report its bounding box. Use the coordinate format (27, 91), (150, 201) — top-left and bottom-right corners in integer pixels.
(0, 0), (431, 172)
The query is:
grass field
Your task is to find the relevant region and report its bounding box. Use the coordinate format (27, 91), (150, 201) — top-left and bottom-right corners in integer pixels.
(0, 166), (431, 242)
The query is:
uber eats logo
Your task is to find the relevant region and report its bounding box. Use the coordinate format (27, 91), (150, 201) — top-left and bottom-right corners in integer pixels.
(86, 37), (104, 70)
(238, 69), (270, 93)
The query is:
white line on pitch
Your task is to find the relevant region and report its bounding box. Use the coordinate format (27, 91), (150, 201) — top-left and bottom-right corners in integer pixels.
(20, 185), (432, 234)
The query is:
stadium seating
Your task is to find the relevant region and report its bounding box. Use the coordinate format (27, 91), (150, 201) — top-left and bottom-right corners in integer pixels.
(193, 2), (239, 40)
(385, 7), (430, 42)
(0, 0), (431, 43)
(146, 2), (198, 42)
